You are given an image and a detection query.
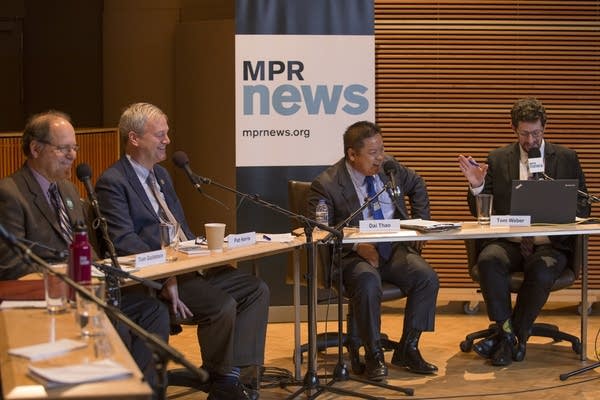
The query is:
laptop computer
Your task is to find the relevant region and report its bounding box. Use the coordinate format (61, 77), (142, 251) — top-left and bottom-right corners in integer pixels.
(510, 179), (579, 224)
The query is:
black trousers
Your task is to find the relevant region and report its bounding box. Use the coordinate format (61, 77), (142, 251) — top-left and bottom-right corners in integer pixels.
(477, 239), (568, 339)
(176, 265), (270, 375)
(114, 287), (171, 397)
(342, 243), (439, 348)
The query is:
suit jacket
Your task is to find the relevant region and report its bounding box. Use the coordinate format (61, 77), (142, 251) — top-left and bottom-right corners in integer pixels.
(0, 164), (86, 280)
(307, 157), (430, 260)
(467, 141), (591, 253)
(95, 156), (194, 256)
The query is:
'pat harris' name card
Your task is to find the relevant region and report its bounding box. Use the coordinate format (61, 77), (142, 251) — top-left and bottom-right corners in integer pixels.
(359, 219), (400, 233)
(490, 215), (531, 227)
(227, 232), (256, 249)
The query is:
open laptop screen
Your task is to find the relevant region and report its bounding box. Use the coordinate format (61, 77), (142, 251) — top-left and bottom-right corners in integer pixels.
(510, 179), (578, 224)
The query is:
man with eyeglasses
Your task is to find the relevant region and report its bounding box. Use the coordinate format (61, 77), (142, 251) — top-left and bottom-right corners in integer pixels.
(457, 97), (590, 366)
(307, 120), (439, 380)
(0, 111), (170, 399)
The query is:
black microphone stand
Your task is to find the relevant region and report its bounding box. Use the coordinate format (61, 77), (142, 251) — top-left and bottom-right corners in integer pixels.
(0, 229), (208, 400)
(90, 213), (122, 307)
(195, 174), (411, 398)
(317, 182), (414, 398)
(551, 178), (600, 381)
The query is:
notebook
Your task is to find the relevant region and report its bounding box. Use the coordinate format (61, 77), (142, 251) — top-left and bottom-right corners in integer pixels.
(510, 179), (578, 224)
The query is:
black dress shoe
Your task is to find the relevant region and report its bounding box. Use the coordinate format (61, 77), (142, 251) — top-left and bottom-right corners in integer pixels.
(490, 333), (516, 367)
(391, 346), (438, 374)
(392, 329), (438, 375)
(364, 349), (388, 381)
(348, 345), (365, 375)
(513, 340), (526, 362)
(472, 333), (500, 359)
(208, 381), (259, 400)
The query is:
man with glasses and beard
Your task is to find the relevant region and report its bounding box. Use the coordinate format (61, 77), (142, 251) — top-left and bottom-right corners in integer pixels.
(458, 97), (590, 366)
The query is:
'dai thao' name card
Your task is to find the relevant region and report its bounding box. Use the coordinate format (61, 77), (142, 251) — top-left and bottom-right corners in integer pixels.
(359, 219), (400, 232)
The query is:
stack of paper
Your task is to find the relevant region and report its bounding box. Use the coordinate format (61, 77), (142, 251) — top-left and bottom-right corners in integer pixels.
(400, 219), (462, 232)
(28, 359), (132, 387)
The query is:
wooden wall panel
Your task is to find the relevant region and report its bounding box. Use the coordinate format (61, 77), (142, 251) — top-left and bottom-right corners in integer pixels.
(0, 128), (119, 196)
(374, 1), (600, 298)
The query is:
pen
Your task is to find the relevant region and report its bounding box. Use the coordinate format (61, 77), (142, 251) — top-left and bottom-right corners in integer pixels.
(468, 159), (479, 167)
(262, 234), (272, 241)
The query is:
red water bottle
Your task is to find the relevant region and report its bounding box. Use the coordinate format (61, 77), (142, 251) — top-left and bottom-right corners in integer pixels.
(68, 222), (92, 300)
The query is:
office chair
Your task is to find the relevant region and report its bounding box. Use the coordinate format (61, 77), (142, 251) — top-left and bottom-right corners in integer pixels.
(288, 180), (406, 374)
(459, 237), (583, 355)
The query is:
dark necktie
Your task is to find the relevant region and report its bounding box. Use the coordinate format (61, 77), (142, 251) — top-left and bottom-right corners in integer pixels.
(520, 236), (534, 258)
(146, 172), (187, 242)
(520, 171), (536, 257)
(365, 175), (392, 261)
(48, 183), (72, 244)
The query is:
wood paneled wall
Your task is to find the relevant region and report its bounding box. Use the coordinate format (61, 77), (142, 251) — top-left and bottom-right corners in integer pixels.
(374, 1), (600, 296)
(0, 128), (119, 196)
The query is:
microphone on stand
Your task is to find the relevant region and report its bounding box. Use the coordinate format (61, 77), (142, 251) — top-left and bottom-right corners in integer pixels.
(76, 163), (122, 307)
(527, 148), (544, 180)
(76, 163), (102, 222)
(172, 151), (207, 189)
(171, 151), (229, 210)
(383, 159), (401, 199)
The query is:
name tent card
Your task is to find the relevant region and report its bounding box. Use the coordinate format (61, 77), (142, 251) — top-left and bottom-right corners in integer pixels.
(134, 249), (166, 268)
(227, 232), (256, 249)
(359, 219), (400, 233)
(490, 215), (531, 227)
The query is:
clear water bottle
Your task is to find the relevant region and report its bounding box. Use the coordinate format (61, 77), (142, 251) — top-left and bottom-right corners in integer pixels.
(315, 199), (329, 228)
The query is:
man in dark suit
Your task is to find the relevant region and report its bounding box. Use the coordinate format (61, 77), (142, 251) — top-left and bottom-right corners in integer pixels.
(458, 97), (591, 366)
(307, 120), (439, 380)
(0, 110), (170, 399)
(95, 102), (268, 400)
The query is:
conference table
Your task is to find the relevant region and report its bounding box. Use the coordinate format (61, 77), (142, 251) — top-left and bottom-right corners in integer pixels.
(0, 308), (152, 399)
(339, 221), (600, 362)
(75, 222), (600, 383)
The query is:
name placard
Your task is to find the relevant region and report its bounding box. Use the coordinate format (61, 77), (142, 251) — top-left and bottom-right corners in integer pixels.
(359, 219), (400, 232)
(490, 215), (531, 227)
(227, 232), (256, 249)
(135, 249), (166, 268)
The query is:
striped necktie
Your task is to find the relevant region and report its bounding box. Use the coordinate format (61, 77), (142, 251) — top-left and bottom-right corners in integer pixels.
(48, 183), (73, 244)
(364, 175), (392, 261)
(146, 172), (188, 242)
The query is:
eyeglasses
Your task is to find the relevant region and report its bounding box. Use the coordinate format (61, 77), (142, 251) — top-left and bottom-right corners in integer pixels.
(516, 129), (544, 139)
(37, 139), (79, 155)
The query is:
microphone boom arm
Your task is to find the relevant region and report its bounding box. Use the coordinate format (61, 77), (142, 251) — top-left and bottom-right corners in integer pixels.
(542, 173), (600, 204)
(195, 176), (341, 240)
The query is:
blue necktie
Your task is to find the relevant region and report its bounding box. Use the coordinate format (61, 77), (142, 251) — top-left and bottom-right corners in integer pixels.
(364, 176), (392, 261)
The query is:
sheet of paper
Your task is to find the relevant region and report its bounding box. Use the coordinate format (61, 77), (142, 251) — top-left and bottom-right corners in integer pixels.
(0, 300), (46, 309)
(9, 338), (87, 361)
(257, 233), (294, 242)
(28, 358), (132, 387)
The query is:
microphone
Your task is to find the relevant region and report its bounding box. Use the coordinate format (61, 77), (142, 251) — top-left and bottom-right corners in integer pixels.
(383, 159), (401, 199)
(172, 151), (208, 188)
(527, 148), (544, 180)
(76, 163), (100, 210)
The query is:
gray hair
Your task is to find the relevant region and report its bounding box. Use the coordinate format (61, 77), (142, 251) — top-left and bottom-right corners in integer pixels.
(118, 102), (167, 147)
